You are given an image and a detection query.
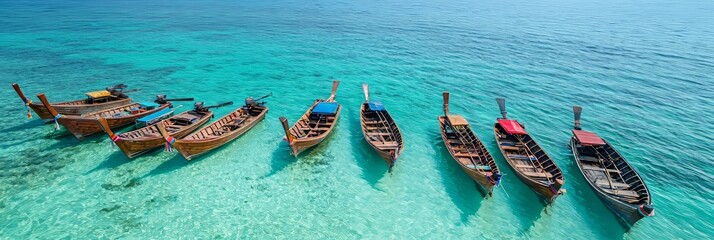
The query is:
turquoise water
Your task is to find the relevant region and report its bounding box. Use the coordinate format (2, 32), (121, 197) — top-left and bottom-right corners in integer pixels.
(1, 0), (713, 238)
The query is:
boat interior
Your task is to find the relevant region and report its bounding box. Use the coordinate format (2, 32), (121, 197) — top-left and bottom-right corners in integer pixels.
(184, 105), (265, 140)
(574, 142), (649, 204)
(361, 102), (401, 151)
(495, 124), (561, 184)
(442, 116), (495, 177)
(290, 102), (338, 139)
(84, 102), (159, 118)
(120, 111), (206, 139)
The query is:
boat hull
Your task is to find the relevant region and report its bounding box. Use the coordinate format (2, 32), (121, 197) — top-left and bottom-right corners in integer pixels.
(31, 98), (132, 121)
(459, 164), (496, 194)
(288, 104), (341, 156)
(498, 153), (561, 202)
(359, 104), (404, 168)
(494, 124), (563, 203)
(290, 136), (329, 156)
(438, 116), (496, 196)
(372, 148), (401, 166)
(115, 113), (212, 159)
(58, 104), (171, 140)
(569, 137), (647, 227)
(174, 108), (267, 160)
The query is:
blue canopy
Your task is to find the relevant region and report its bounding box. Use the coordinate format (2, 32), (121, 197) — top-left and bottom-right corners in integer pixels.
(368, 101), (385, 111)
(140, 102), (160, 109)
(466, 164), (491, 171)
(136, 108), (173, 124)
(312, 102), (339, 115)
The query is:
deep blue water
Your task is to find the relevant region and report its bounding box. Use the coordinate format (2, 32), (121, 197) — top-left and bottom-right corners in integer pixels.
(0, 0), (712, 238)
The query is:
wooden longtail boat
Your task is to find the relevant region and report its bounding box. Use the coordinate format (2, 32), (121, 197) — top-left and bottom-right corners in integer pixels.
(569, 106), (654, 227)
(158, 94), (271, 160)
(12, 83), (135, 121)
(438, 92), (501, 196)
(97, 101), (232, 159)
(359, 84), (404, 171)
(279, 80), (341, 156)
(37, 94), (190, 140)
(493, 98), (565, 203)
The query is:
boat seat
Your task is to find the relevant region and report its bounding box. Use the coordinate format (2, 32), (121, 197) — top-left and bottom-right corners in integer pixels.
(233, 118), (247, 125)
(224, 118), (246, 128)
(165, 125), (181, 130)
(447, 139), (461, 144)
(605, 189), (640, 198)
(368, 132), (392, 136)
(596, 180), (631, 189)
(514, 163), (536, 169)
(582, 165), (620, 174)
(454, 152), (476, 158)
(508, 154), (536, 161)
(465, 164), (491, 171)
(214, 129), (230, 135)
(374, 142), (399, 148)
(499, 140), (518, 146)
(580, 156), (601, 163)
(582, 164), (605, 171)
(501, 146), (520, 151)
(522, 171), (553, 178)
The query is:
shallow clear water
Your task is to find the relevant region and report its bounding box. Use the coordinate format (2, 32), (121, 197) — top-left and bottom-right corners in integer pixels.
(1, 0), (712, 238)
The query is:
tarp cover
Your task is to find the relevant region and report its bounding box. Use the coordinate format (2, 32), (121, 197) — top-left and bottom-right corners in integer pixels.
(86, 90), (111, 99)
(447, 115), (469, 126)
(573, 130), (606, 146)
(498, 119), (527, 135)
(312, 102), (339, 115)
(368, 101), (385, 111)
(136, 108), (173, 123)
(139, 102), (160, 109)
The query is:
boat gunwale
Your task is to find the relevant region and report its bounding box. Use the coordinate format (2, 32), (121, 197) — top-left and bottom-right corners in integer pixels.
(438, 116), (498, 179)
(570, 136), (652, 206)
(359, 102), (404, 160)
(116, 110), (214, 142)
(175, 105), (269, 144)
(58, 102), (171, 120)
(289, 100), (342, 143)
(493, 122), (564, 187)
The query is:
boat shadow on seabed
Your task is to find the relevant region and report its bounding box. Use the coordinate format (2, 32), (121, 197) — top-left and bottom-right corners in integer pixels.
(86, 150), (134, 174)
(488, 137), (551, 232)
(261, 142), (299, 179)
(566, 154), (628, 237)
(434, 135), (484, 223)
(261, 126), (340, 179)
(349, 107), (391, 190)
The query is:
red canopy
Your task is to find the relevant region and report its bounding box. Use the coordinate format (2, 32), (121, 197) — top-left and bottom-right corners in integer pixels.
(573, 130), (606, 146)
(497, 119), (527, 135)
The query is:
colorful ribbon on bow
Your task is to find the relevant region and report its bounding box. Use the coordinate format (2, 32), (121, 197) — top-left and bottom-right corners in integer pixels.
(109, 134), (121, 148)
(53, 114), (62, 130)
(549, 183), (558, 195)
(165, 136), (176, 152)
(24, 99), (33, 119)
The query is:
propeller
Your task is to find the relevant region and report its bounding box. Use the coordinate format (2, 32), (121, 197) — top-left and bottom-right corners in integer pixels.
(573, 105), (583, 130)
(244, 93), (273, 106)
(106, 84), (127, 92)
(155, 95), (194, 104)
(194, 101), (233, 112)
(443, 91), (450, 116)
(496, 98), (507, 119)
(253, 92), (273, 102)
